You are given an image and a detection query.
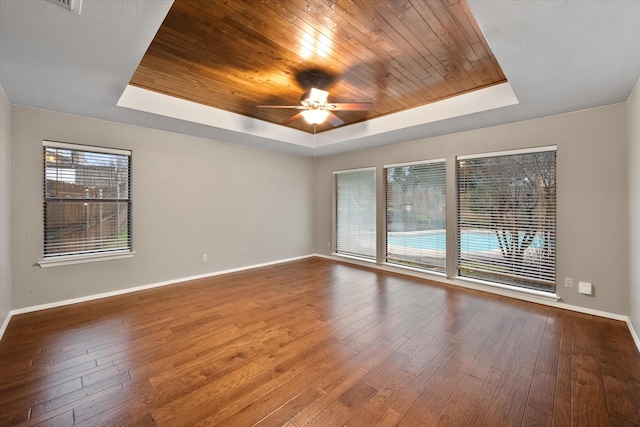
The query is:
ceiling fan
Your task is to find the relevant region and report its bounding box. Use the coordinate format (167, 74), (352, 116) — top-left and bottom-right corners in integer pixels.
(258, 87), (374, 127)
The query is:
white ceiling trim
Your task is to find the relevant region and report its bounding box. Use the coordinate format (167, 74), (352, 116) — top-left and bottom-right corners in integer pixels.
(314, 82), (518, 148)
(117, 85), (310, 147)
(117, 82), (517, 150)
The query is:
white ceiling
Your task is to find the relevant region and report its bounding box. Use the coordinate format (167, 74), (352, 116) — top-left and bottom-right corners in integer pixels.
(1, 0), (639, 157)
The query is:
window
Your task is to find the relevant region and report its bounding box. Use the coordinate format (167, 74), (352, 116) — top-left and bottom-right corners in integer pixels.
(385, 159), (446, 273)
(457, 147), (556, 292)
(43, 141), (131, 259)
(335, 168), (376, 260)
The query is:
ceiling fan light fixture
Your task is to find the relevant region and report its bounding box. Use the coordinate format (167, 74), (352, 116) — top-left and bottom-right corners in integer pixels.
(301, 109), (330, 124)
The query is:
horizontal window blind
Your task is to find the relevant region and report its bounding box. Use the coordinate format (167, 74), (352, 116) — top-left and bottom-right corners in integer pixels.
(43, 141), (131, 258)
(335, 168), (376, 260)
(457, 148), (556, 291)
(385, 160), (446, 273)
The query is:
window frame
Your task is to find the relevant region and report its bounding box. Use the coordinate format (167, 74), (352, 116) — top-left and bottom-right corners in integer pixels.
(39, 140), (134, 267)
(333, 167), (377, 262)
(456, 146), (557, 292)
(384, 158), (447, 274)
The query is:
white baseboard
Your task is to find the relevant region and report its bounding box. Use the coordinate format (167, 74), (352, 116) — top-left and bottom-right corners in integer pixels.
(320, 253), (640, 352)
(0, 254), (314, 340)
(3, 253), (640, 355)
(627, 319), (640, 352)
(0, 311), (11, 341)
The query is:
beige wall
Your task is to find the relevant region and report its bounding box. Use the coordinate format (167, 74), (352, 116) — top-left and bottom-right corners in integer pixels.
(4, 97), (635, 322)
(0, 85), (11, 327)
(314, 104), (629, 316)
(10, 106), (315, 309)
(629, 78), (640, 335)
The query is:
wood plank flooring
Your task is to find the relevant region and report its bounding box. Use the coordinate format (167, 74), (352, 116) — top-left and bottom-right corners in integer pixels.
(1, 257), (639, 426)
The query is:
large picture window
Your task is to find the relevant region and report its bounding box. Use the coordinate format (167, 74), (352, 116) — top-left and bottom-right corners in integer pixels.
(335, 168), (376, 260)
(385, 159), (446, 273)
(457, 147), (556, 292)
(43, 141), (131, 259)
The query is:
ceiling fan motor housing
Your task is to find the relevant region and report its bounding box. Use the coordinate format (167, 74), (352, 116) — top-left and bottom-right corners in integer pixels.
(295, 68), (335, 91)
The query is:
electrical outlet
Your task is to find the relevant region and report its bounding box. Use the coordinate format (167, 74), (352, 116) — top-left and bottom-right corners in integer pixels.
(579, 281), (593, 295)
(202, 254), (208, 262)
(564, 277), (573, 287)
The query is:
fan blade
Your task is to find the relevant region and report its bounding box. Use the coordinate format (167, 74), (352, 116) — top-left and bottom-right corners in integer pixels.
(282, 112), (304, 125)
(309, 88), (329, 104)
(327, 102), (374, 111)
(326, 112), (344, 127)
(257, 105), (306, 109)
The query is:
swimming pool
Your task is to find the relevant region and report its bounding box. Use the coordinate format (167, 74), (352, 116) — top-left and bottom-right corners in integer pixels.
(387, 230), (548, 252)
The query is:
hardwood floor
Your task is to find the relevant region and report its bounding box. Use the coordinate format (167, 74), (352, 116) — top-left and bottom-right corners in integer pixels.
(1, 257), (639, 426)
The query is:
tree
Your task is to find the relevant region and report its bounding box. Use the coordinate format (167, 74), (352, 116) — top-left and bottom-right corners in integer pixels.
(459, 150), (556, 280)
(386, 163), (446, 232)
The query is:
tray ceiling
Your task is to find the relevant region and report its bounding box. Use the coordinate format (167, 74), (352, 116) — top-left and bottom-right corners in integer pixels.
(129, 0), (506, 133)
(3, 1), (640, 156)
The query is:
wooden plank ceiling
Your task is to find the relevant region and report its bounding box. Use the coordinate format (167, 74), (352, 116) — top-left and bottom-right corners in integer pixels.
(130, 0), (506, 133)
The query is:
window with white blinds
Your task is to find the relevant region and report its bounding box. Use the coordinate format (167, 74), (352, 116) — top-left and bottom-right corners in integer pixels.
(335, 168), (376, 260)
(43, 141), (131, 258)
(385, 159), (446, 273)
(457, 147), (556, 292)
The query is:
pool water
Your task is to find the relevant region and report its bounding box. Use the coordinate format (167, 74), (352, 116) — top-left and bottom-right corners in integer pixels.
(387, 231), (549, 252)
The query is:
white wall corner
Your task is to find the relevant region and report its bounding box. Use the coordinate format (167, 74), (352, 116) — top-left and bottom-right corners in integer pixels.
(0, 311), (11, 341)
(627, 75), (640, 353)
(627, 318), (640, 354)
(0, 83), (12, 341)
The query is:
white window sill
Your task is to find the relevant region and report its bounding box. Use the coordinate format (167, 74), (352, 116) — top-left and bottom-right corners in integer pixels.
(336, 257), (560, 304)
(331, 252), (377, 265)
(38, 251), (135, 268)
(381, 262), (447, 278)
(452, 275), (560, 302)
